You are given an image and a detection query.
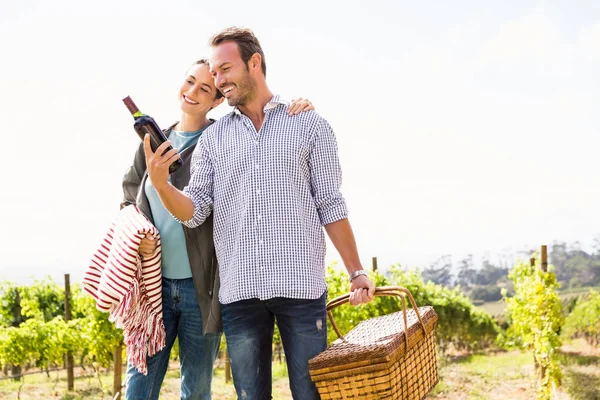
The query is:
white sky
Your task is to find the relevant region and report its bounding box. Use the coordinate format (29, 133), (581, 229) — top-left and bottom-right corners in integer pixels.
(0, 0), (599, 284)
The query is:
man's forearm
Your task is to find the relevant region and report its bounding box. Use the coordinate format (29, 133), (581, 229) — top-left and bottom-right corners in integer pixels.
(156, 183), (195, 221)
(324, 218), (363, 274)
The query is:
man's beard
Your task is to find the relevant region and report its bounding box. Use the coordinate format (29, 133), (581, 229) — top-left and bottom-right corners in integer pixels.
(227, 74), (255, 107)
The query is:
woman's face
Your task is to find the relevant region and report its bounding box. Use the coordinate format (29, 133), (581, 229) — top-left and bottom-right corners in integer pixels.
(179, 63), (220, 115)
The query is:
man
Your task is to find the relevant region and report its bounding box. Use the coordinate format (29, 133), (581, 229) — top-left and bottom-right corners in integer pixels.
(144, 27), (375, 399)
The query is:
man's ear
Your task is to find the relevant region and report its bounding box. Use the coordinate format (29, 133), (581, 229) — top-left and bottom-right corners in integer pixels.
(249, 53), (262, 73)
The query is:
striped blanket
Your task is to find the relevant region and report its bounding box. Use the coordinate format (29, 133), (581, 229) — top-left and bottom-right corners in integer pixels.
(82, 204), (165, 375)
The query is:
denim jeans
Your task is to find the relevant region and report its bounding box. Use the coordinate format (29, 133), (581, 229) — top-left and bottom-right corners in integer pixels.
(126, 278), (222, 400)
(222, 290), (328, 400)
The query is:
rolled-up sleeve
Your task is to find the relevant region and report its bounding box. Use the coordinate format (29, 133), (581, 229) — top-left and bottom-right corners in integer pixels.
(308, 117), (349, 225)
(172, 136), (214, 228)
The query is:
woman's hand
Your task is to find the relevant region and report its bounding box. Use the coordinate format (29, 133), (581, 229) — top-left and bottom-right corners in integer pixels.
(139, 232), (157, 259)
(143, 134), (181, 192)
(287, 97), (315, 115)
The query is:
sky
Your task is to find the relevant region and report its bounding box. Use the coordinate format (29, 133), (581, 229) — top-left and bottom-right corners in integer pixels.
(0, 0), (599, 284)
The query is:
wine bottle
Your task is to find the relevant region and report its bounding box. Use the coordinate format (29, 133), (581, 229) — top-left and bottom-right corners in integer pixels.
(123, 96), (183, 174)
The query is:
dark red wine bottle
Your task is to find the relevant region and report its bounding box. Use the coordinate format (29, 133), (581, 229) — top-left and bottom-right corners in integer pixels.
(123, 96), (183, 174)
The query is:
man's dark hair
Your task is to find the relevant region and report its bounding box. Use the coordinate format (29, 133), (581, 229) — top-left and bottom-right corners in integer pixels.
(194, 59), (223, 99)
(209, 27), (266, 77)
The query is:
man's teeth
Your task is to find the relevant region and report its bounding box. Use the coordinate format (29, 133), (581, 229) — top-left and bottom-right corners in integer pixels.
(223, 87), (234, 94)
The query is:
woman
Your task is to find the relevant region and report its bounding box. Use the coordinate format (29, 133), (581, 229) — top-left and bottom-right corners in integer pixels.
(120, 59), (313, 400)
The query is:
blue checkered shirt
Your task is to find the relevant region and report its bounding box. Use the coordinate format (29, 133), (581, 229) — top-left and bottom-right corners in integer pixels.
(179, 95), (348, 304)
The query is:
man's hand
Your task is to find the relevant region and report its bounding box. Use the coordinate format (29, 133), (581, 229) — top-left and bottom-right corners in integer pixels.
(143, 134), (181, 192)
(141, 134), (196, 222)
(349, 274), (375, 306)
(139, 232), (157, 258)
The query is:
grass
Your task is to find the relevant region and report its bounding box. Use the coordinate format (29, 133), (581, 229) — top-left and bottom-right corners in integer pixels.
(558, 340), (600, 400)
(477, 300), (506, 317)
(428, 338), (599, 400)
(161, 361), (292, 400)
(0, 361), (292, 400)
(0, 367), (114, 400)
(428, 350), (537, 399)
(2, 340), (598, 399)
(560, 285), (600, 302)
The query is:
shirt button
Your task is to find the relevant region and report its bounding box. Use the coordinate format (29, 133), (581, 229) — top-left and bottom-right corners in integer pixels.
(255, 164), (259, 169)
(256, 189), (261, 194)
(257, 215), (262, 220)
(259, 239), (264, 245)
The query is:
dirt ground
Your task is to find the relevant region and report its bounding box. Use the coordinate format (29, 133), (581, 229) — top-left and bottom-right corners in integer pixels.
(1, 340), (598, 399)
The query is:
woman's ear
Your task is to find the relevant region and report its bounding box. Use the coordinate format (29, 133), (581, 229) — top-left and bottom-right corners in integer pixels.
(212, 96), (225, 109)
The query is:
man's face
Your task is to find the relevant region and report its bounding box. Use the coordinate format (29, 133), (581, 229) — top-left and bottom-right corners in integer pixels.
(209, 41), (255, 107)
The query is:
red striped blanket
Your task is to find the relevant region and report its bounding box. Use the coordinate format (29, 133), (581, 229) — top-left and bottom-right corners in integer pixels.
(82, 204), (165, 375)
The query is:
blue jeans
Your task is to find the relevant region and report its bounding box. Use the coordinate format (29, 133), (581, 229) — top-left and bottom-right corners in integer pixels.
(222, 291), (328, 400)
(126, 278), (222, 400)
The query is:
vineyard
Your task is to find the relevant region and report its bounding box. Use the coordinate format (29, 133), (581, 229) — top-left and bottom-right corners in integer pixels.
(1, 248), (599, 400)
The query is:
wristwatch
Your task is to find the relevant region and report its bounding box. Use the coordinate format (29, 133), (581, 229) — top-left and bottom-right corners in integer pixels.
(349, 269), (368, 283)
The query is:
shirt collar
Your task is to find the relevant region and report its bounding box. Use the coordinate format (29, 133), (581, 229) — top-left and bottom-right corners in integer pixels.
(233, 94), (288, 115)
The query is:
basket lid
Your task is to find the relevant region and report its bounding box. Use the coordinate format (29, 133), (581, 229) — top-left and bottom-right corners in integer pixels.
(308, 306), (437, 373)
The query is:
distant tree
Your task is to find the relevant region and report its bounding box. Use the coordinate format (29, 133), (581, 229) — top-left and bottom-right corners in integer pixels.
(517, 247), (538, 263)
(456, 255), (475, 289)
(550, 242), (568, 282)
(564, 250), (597, 289)
(498, 249), (515, 270)
(548, 240), (600, 289)
(592, 234), (600, 258)
(568, 241), (582, 253)
(475, 258), (508, 286)
(470, 285), (503, 302)
(463, 257), (510, 302)
(422, 254), (453, 287)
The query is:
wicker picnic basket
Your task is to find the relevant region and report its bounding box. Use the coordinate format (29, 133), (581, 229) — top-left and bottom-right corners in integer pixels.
(308, 286), (438, 399)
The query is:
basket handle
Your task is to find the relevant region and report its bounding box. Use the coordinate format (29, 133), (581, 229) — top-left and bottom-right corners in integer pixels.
(326, 286), (430, 343)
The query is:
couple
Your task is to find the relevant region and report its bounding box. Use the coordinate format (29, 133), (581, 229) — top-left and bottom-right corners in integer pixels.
(122, 26), (375, 400)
